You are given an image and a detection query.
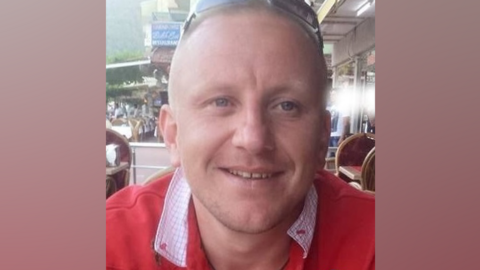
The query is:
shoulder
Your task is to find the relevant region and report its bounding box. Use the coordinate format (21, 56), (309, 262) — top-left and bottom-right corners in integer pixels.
(106, 171), (173, 225)
(314, 170), (374, 224)
(106, 173), (171, 212)
(315, 170), (374, 204)
(312, 171), (375, 269)
(106, 173), (173, 270)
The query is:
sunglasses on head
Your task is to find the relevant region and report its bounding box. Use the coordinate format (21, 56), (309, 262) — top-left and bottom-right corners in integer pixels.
(182, 0), (324, 52)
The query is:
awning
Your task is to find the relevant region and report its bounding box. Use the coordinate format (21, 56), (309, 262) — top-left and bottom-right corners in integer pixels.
(106, 59), (151, 69)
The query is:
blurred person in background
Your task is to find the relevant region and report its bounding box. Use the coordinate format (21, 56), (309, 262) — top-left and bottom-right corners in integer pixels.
(327, 88), (350, 154)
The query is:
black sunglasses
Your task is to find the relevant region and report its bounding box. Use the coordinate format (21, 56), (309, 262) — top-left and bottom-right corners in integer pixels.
(182, 0), (324, 52)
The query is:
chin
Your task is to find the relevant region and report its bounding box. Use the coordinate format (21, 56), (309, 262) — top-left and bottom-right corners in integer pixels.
(216, 206), (286, 234)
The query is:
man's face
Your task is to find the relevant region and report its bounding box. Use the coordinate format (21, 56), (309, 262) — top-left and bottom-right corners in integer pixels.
(160, 10), (330, 233)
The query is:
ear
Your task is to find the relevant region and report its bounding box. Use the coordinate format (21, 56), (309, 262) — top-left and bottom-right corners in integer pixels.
(159, 105), (181, 167)
(316, 110), (331, 170)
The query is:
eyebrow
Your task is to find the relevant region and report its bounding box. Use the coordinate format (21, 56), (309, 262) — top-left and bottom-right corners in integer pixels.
(185, 79), (316, 105)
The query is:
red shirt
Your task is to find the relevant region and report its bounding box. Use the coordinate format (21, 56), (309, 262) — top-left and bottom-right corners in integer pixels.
(106, 170), (375, 270)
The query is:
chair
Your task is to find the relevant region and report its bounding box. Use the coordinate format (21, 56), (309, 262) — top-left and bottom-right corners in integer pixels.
(106, 176), (117, 199)
(111, 118), (134, 141)
(360, 147), (375, 192)
(127, 119), (141, 142)
(143, 166), (176, 186)
(106, 129), (132, 194)
(349, 181), (362, 190)
(335, 132), (375, 182)
(324, 157), (336, 174)
(136, 119), (147, 142)
(111, 118), (128, 126)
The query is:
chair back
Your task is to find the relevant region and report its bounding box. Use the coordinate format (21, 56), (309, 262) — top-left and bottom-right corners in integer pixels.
(106, 129), (132, 165)
(111, 118), (128, 126)
(324, 157), (336, 174)
(360, 147), (375, 191)
(106, 176), (117, 199)
(143, 166), (176, 186)
(335, 132), (375, 179)
(106, 129), (132, 192)
(128, 118), (144, 142)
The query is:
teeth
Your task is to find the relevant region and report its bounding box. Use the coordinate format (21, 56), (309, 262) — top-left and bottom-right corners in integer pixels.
(241, 172), (251, 178)
(229, 170), (272, 179)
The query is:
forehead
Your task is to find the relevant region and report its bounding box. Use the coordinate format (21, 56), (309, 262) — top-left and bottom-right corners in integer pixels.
(181, 8), (316, 52)
(178, 11), (319, 71)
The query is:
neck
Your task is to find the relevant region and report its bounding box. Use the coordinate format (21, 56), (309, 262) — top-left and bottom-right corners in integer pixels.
(193, 196), (303, 270)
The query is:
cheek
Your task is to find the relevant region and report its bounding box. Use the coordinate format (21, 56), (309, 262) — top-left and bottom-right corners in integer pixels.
(281, 118), (328, 167)
(288, 118), (323, 148)
(176, 114), (230, 163)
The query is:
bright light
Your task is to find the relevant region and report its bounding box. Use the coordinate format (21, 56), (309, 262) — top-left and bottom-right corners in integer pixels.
(333, 88), (355, 112)
(365, 89), (375, 111)
(357, 1), (371, 16)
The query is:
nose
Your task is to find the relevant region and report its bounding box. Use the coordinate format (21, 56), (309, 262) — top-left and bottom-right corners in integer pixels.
(231, 108), (275, 154)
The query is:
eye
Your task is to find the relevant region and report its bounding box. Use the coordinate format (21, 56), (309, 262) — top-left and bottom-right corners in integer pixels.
(213, 98), (230, 107)
(271, 99), (302, 118)
(279, 101), (297, 111)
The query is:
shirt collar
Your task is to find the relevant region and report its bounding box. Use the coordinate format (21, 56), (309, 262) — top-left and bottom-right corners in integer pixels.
(154, 167), (318, 267)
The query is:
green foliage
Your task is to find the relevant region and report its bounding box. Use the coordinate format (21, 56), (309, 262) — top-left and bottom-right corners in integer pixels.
(106, 50), (147, 100)
(106, 85), (136, 101)
(107, 66), (144, 85)
(121, 97), (145, 105)
(106, 50), (144, 64)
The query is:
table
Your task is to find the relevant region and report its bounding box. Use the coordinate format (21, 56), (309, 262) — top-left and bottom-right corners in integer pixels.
(106, 162), (129, 176)
(111, 126), (132, 139)
(338, 166), (362, 181)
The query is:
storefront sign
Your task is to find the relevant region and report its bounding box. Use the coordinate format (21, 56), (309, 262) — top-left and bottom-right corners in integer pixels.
(151, 22), (182, 46)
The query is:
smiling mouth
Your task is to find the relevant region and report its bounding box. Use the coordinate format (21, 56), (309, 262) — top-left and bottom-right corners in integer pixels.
(226, 169), (278, 179)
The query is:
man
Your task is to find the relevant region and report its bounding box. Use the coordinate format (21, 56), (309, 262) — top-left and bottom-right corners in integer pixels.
(131, 104), (140, 118)
(106, 0), (374, 269)
(113, 102), (125, 119)
(327, 88), (351, 153)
